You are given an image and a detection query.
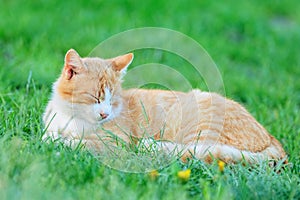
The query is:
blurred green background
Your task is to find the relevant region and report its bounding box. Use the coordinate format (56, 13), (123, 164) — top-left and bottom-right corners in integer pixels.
(0, 0), (299, 199)
(1, 0), (300, 93)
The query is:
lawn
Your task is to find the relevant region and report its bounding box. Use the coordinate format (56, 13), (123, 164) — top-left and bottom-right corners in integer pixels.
(0, 0), (299, 199)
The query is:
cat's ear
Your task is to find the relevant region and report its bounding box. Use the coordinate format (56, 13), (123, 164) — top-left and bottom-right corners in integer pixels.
(64, 49), (84, 80)
(111, 53), (134, 75)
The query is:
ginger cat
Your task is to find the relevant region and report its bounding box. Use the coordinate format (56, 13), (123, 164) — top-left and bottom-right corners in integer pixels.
(43, 49), (286, 164)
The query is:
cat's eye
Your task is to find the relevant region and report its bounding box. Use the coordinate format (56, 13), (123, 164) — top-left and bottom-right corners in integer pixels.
(87, 93), (101, 104)
(93, 97), (100, 104)
(87, 91), (107, 104)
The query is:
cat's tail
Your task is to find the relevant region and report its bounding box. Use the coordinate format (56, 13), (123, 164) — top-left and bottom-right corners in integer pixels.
(150, 137), (287, 164)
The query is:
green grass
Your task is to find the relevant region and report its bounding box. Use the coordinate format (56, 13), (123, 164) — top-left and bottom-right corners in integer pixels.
(1, 0), (300, 199)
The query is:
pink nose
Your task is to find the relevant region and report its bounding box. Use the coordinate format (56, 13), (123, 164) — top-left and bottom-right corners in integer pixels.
(100, 112), (108, 119)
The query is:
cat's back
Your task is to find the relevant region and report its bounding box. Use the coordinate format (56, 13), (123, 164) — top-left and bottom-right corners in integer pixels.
(190, 90), (283, 153)
(121, 89), (280, 153)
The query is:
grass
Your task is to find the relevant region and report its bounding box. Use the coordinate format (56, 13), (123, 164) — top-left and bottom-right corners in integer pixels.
(0, 0), (300, 199)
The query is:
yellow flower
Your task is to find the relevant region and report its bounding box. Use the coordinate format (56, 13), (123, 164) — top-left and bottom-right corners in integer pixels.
(218, 160), (225, 172)
(177, 169), (191, 181)
(149, 170), (159, 180)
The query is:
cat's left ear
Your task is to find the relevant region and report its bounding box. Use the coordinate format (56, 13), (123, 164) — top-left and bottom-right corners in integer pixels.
(111, 53), (134, 76)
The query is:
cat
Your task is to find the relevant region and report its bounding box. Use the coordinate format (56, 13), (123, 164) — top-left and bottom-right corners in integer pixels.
(42, 49), (287, 164)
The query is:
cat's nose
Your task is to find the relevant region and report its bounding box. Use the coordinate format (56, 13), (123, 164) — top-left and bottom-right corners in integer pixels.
(100, 112), (109, 119)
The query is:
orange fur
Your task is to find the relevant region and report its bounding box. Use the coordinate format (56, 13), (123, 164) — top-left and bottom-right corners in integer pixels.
(43, 49), (287, 164)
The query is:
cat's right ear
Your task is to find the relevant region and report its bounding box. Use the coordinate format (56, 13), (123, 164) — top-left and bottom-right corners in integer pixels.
(64, 49), (84, 80)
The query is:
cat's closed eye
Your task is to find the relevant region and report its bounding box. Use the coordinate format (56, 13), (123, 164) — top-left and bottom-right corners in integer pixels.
(85, 93), (101, 104)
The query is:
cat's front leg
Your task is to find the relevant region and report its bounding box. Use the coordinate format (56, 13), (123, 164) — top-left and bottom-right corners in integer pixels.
(42, 131), (86, 149)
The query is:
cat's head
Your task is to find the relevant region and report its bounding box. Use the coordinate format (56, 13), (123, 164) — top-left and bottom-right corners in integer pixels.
(55, 49), (133, 124)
